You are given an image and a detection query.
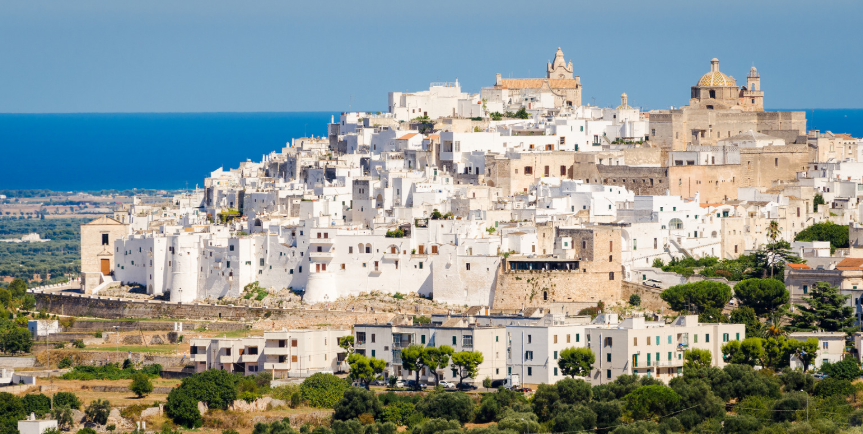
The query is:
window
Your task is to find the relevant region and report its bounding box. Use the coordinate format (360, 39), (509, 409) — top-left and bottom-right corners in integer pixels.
(466, 263), (471, 271)
(452, 336), (457, 345)
(349, 246), (353, 254)
(634, 337), (638, 346)
(656, 336), (659, 345)
(496, 336), (499, 342)
(554, 351), (558, 359)
(371, 350), (376, 357)
(230, 245), (234, 251)
(554, 367), (559, 376)
(554, 335), (558, 344)
(527, 367), (532, 376)
(291, 355), (298, 363)
(356, 332), (366, 344)
(822, 341), (829, 350)
(607, 369), (611, 379)
(668, 352), (672, 361)
(605, 337), (613, 347)
(524, 166), (533, 175)
(705, 334), (710, 343)
(101, 234), (109, 245)
(525, 351), (534, 360)
(736, 333), (740, 341)
(371, 334), (376, 343)
(647, 337), (651, 346)
(560, 165), (566, 176)
(607, 353), (611, 362)
(609, 272), (614, 280)
(722, 333), (729, 342)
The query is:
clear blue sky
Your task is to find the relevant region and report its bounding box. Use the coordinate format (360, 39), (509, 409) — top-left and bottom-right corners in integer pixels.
(1, 0), (859, 113)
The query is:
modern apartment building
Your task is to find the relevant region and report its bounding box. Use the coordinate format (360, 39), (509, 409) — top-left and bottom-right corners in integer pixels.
(189, 328), (349, 378)
(584, 314), (744, 385)
(353, 316), (507, 384)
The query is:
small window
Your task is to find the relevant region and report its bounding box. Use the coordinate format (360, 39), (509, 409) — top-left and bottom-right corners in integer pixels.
(101, 234), (109, 245)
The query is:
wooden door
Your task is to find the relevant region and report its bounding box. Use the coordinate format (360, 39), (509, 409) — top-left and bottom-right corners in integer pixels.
(101, 259), (110, 275)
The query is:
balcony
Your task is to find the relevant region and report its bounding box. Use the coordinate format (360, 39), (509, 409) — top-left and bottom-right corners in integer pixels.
(241, 354), (260, 363)
(219, 355), (235, 364)
(265, 362), (290, 370)
(190, 353), (207, 363)
(383, 252), (400, 260)
(267, 346), (290, 355)
(309, 251), (334, 260)
(310, 237), (335, 244)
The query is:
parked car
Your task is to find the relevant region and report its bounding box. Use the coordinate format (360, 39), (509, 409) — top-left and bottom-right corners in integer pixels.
(513, 387), (533, 393)
(406, 380), (428, 389)
(457, 383), (478, 391)
(393, 380), (406, 388)
(439, 381), (456, 388)
(814, 372), (828, 380)
(370, 379), (386, 386)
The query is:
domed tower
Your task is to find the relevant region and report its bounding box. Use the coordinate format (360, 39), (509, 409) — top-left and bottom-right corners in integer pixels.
(690, 58), (738, 109)
(617, 92), (632, 109)
(547, 47), (574, 79)
(740, 66), (764, 111)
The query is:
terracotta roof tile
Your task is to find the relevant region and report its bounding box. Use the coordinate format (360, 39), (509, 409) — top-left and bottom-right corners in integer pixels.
(397, 133), (418, 140)
(499, 78), (580, 90)
(836, 258), (863, 270)
(786, 263), (811, 270)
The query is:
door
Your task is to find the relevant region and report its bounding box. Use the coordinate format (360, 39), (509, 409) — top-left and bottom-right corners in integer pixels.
(101, 259), (110, 275)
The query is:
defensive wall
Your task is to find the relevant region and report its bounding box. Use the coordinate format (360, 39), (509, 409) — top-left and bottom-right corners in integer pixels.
(32, 292), (394, 327)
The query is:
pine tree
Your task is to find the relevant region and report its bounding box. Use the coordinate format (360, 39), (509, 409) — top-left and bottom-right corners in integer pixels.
(787, 281), (854, 332)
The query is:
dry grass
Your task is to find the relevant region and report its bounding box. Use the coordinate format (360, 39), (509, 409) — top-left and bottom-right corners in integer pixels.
(34, 378), (179, 407)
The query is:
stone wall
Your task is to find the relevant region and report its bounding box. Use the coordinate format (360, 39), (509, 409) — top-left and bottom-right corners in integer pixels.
(34, 292), (395, 329)
(621, 281), (670, 313)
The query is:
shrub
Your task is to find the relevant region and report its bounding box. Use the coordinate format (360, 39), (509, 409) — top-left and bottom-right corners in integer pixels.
(72, 339), (86, 349)
(814, 378), (856, 398)
(416, 391), (475, 424)
(357, 413), (375, 425)
(76, 428), (97, 434)
(166, 387), (202, 428)
(166, 369), (239, 427)
(22, 394), (51, 417)
(300, 373), (349, 408)
(54, 392), (82, 410)
(333, 387), (381, 421)
(58, 357), (73, 369)
(628, 294), (641, 306)
(106, 424), (115, 432)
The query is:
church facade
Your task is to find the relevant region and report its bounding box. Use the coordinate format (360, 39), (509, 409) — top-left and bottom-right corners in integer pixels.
(650, 58), (806, 151)
(481, 48), (582, 112)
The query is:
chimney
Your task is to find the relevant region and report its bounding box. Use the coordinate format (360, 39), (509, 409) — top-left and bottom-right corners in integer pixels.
(496, 73), (502, 86)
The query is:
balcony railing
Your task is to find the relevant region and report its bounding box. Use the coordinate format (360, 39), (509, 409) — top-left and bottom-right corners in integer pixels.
(309, 251), (334, 259)
(310, 238), (335, 244)
(267, 347), (290, 355)
(265, 362), (290, 370)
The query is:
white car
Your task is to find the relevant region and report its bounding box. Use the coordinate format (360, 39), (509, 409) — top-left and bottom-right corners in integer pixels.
(439, 381), (456, 388)
(394, 380), (406, 388)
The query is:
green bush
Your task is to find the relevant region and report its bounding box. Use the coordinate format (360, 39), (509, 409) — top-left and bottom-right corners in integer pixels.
(22, 394), (51, 417)
(53, 392), (82, 410)
(166, 369), (239, 427)
(76, 428), (97, 434)
(166, 387), (202, 428)
(416, 391), (475, 424)
(61, 362), (161, 380)
(814, 378), (856, 398)
(130, 372), (154, 398)
(300, 373), (349, 408)
(628, 294), (641, 306)
(58, 357), (73, 369)
(333, 387), (381, 421)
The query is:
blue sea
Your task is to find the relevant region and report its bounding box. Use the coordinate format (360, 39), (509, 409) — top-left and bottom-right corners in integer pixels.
(0, 109), (860, 192)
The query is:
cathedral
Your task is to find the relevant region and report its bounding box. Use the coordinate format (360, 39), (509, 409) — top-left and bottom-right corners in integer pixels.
(649, 58), (806, 151)
(483, 47), (582, 110)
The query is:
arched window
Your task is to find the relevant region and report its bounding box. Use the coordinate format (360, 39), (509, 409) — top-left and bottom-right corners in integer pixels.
(365, 243), (372, 254)
(669, 218), (684, 230)
(711, 231), (718, 238)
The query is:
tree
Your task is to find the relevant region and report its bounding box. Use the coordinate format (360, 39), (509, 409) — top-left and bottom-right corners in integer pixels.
(629, 294), (641, 306)
(421, 345), (454, 386)
(399, 344), (426, 389)
(333, 387), (380, 421)
(787, 281), (854, 332)
(787, 337), (819, 371)
(1, 327), (32, 354)
(733, 279), (790, 319)
(130, 372), (153, 398)
(300, 373), (349, 408)
(813, 193), (825, 212)
(22, 394), (51, 417)
(347, 353), (386, 388)
(721, 338), (764, 366)
(85, 399), (111, 425)
(795, 221), (848, 254)
(819, 358), (863, 381)
(52, 405), (74, 431)
(683, 349), (712, 369)
(557, 377), (592, 404)
(416, 392), (475, 423)
(753, 240), (803, 280)
(337, 336), (354, 355)
(730, 306), (763, 339)
(623, 385), (680, 420)
(54, 392), (81, 410)
(482, 377), (492, 390)
(165, 387), (201, 428)
(451, 351), (484, 385)
(762, 335), (792, 370)
(21, 294), (36, 311)
(779, 369), (814, 393)
(558, 347), (595, 378)
(514, 107), (530, 119)
(7, 279), (26, 298)
(660, 281), (732, 314)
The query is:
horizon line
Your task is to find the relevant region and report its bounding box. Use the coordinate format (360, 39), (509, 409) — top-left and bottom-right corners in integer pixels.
(1, 108), (863, 115)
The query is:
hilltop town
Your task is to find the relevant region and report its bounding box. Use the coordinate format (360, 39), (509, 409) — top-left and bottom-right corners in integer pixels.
(5, 48), (863, 434)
